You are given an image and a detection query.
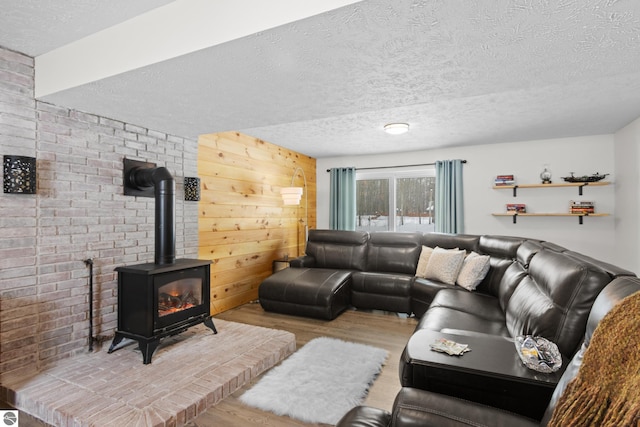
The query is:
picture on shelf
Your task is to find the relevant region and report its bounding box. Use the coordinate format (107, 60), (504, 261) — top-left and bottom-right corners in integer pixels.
(495, 174), (515, 186)
(506, 203), (527, 213)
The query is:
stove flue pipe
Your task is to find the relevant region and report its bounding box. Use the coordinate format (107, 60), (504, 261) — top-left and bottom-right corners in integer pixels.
(128, 166), (176, 265)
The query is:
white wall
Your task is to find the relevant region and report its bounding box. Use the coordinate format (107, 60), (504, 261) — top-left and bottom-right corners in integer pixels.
(316, 134), (627, 269)
(614, 117), (640, 273)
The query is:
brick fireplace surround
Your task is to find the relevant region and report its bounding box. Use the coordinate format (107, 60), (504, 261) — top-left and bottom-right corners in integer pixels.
(0, 48), (201, 380)
(1, 320), (296, 426)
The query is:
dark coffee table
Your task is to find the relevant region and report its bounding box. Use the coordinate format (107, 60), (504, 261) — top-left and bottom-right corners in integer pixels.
(404, 329), (567, 420)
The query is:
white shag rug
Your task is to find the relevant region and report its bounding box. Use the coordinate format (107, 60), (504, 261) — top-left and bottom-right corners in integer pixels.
(240, 337), (388, 425)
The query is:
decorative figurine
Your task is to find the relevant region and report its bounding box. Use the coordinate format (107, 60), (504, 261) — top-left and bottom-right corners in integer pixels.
(540, 165), (552, 184)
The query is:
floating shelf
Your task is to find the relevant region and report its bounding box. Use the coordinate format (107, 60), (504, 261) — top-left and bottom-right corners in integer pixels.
(493, 181), (610, 197)
(492, 212), (609, 224)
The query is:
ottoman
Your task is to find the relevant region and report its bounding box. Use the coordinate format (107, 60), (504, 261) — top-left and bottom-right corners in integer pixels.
(258, 268), (352, 320)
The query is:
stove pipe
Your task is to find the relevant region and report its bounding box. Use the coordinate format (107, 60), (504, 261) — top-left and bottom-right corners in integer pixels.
(129, 166), (176, 265)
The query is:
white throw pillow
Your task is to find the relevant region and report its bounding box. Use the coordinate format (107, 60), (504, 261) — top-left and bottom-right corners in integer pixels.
(424, 247), (466, 285)
(415, 246), (435, 278)
(456, 251), (491, 291)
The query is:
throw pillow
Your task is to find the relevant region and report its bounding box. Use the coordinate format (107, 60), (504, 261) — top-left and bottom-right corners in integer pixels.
(424, 247), (466, 285)
(415, 246), (435, 278)
(456, 252), (491, 291)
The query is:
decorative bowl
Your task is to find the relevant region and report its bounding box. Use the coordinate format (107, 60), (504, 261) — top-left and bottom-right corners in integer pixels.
(514, 335), (562, 373)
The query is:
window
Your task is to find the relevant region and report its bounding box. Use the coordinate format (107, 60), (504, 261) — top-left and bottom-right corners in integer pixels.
(356, 169), (436, 232)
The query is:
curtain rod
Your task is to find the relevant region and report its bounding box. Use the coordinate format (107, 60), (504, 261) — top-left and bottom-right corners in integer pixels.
(325, 160), (467, 172)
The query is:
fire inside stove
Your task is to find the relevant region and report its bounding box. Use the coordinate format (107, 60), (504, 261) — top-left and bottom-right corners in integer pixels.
(158, 278), (203, 317)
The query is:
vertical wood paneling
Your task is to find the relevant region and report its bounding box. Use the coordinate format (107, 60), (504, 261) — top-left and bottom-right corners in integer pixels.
(198, 132), (316, 314)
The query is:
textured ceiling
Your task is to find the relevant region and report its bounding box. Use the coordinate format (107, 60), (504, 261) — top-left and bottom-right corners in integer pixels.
(1, 0), (640, 158)
(0, 0), (175, 56)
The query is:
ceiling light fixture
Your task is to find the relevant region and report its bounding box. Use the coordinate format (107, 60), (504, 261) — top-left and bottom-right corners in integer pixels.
(384, 123), (410, 135)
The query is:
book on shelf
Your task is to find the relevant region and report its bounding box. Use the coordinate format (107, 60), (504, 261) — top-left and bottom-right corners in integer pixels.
(495, 174), (515, 186)
(506, 203), (527, 213)
(570, 208), (595, 214)
(570, 200), (595, 214)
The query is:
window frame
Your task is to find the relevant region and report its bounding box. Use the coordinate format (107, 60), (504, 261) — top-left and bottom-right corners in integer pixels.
(356, 167), (436, 232)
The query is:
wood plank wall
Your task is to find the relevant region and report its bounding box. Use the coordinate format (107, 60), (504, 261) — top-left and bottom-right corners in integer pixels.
(198, 131), (316, 315)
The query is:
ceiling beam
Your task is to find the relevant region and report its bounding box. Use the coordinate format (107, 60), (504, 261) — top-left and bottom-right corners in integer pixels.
(35, 0), (361, 98)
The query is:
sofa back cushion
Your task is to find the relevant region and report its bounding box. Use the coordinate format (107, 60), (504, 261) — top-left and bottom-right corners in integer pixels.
(563, 250), (637, 278)
(478, 235), (528, 259)
(505, 249), (612, 357)
(305, 229), (369, 271)
(475, 235), (528, 295)
(366, 232), (422, 274)
(497, 261), (528, 310)
(516, 240), (544, 268)
(421, 233), (479, 252)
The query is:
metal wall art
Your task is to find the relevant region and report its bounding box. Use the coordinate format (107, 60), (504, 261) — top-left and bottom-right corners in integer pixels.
(3, 155), (36, 194)
(184, 177), (201, 201)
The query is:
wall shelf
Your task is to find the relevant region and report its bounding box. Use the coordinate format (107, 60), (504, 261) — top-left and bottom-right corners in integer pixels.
(492, 212), (609, 224)
(493, 181), (610, 197)
(493, 181), (611, 224)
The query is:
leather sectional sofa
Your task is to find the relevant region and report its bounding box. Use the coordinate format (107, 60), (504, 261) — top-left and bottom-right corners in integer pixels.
(258, 229), (637, 421)
(337, 275), (640, 426)
(260, 230), (633, 357)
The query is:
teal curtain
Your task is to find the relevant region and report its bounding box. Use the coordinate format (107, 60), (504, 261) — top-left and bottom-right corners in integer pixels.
(329, 167), (356, 230)
(435, 159), (464, 233)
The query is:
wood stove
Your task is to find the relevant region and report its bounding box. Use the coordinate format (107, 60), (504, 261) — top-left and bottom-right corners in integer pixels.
(108, 160), (216, 364)
(109, 259), (215, 364)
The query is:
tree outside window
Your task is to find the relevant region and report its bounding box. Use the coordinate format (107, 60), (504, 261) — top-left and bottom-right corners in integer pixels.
(356, 170), (435, 233)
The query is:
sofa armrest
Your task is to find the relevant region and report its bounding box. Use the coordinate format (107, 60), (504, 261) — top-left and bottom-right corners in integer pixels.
(336, 406), (391, 427)
(337, 388), (539, 427)
(391, 387), (538, 427)
(289, 255), (316, 268)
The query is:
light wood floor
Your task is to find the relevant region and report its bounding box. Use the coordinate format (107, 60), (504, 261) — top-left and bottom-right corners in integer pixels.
(188, 301), (417, 427)
(6, 302), (417, 427)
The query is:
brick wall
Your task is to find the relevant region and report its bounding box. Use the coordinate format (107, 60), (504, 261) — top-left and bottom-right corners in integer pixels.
(0, 46), (199, 379)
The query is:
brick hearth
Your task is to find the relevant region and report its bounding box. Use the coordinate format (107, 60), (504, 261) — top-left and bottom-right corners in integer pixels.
(0, 320), (296, 427)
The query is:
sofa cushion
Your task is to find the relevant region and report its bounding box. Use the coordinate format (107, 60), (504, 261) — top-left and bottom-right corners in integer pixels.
(497, 261), (528, 311)
(475, 235), (529, 295)
(415, 245), (435, 278)
(421, 233), (479, 252)
(516, 240), (543, 269)
(410, 278), (457, 317)
(423, 247), (465, 285)
(476, 257), (516, 297)
(365, 231), (422, 274)
(415, 291), (510, 343)
(505, 249), (612, 358)
(563, 250), (637, 278)
(416, 305), (509, 337)
(478, 235), (527, 259)
(456, 252), (490, 291)
(541, 241), (568, 252)
(305, 229), (369, 271)
(422, 290), (507, 324)
(258, 267), (352, 320)
(351, 271), (413, 314)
